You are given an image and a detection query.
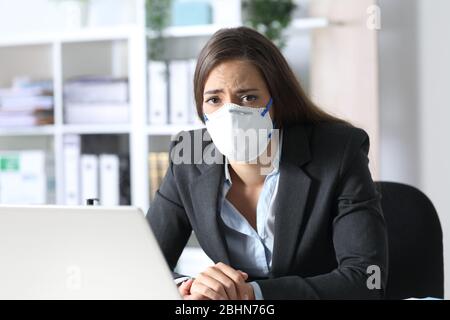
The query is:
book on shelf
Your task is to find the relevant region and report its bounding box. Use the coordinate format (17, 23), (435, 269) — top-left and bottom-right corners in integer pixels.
(64, 75), (129, 124)
(0, 78), (54, 127)
(0, 150), (47, 204)
(148, 152), (169, 200)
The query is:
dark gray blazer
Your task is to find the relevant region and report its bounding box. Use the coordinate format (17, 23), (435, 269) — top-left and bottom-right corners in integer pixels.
(146, 122), (388, 299)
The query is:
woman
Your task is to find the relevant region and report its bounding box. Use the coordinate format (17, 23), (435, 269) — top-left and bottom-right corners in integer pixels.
(147, 27), (388, 300)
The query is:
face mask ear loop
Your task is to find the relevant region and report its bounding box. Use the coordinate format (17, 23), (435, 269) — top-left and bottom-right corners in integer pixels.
(260, 98), (273, 117)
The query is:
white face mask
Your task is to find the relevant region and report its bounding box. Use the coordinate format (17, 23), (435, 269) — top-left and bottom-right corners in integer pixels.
(204, 98), (274, 162)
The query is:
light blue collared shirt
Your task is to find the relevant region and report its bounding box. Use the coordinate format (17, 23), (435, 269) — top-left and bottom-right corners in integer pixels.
(219, 134), (282, 300)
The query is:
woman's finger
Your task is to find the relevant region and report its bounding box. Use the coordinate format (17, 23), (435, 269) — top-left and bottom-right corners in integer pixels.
(184, 293), (208, 300)
(201, 267), (238, 300)
(238, 270), (249, 280)
(214, 262), (246, 284)
(178, 279), (193, 297)
(191, 281), (227, 300)
(195, 273), (229, 299)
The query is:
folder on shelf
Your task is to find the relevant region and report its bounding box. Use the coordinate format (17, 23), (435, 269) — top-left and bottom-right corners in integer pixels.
(99, 154), (120, 206)
(169, 60), (190, 124)
(148, 153), (159, 200)
(63, 135), (81, 205)
(148, 61), (169, 125)
(157, 152), (169, 185)
(0, 150), (46, 204)
(80, 154), (99, 204)
(187, 59), (202, 124)
(148, 152), (170, 200)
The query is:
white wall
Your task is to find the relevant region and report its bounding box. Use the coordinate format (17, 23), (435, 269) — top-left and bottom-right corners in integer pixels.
(378, 0), (450, 298)
(418, 0), (450, 299)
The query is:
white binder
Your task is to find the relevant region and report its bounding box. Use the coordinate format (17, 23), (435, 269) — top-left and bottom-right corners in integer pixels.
(63, 135), (81, 205)
(80, 154), (99, 204)
(148, 61), (168, 125)
(99, 154), (120, 206)
(169, 60), (190, 124)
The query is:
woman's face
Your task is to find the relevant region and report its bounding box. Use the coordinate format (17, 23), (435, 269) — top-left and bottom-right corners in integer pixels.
(202, 60), (273, 118)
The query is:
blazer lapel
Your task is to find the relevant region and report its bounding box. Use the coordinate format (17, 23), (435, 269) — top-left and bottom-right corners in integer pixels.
(271, 124), (312, 276)
(190, 141), (231, 265)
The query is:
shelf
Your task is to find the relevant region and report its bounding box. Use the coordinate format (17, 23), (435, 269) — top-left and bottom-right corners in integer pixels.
(290, 17), (330, 30)
(62, 124), (131, 135)
(0, 124), (136, 136)
(147, 18), (329, 39)
(0, 125), (56, 136)
(146, 124), (204, 136)
(0, 25), (138, 47)
(0, 17), (330, 47)
(147, 24), (240, 39)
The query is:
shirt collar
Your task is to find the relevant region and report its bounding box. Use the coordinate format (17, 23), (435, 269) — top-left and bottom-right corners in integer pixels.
(224, 130), (283, 183)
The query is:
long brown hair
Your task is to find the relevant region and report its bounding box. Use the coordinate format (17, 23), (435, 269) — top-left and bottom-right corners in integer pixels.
(194, 26), (349, 128)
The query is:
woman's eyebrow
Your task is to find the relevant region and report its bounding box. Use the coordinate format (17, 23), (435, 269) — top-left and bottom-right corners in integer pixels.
(203, 88), (260, 95)
(204, 89), (223, 95)
(235, 88), (259, 94)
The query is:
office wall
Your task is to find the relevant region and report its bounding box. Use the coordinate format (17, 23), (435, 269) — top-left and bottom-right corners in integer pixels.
(378, 0), (450, 298)
(377, 0), (420, 187)
(418, 0), (450, 299)
(309, 0), (380, 179)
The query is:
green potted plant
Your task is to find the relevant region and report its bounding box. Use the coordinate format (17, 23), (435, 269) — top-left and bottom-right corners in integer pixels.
(146, 0), (172, 61)
(242, 0), (297, 49)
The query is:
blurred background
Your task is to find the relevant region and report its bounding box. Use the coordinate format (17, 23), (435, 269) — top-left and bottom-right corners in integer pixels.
(0, 0), (448, 298)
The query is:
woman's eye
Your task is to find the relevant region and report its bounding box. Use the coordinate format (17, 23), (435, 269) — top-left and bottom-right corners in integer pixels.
(205, 97), (220, 104)
(242, 95), (257, 103)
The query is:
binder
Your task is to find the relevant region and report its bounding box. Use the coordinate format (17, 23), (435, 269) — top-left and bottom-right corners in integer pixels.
(148, 61), (169, 125)
(63, 135), (81, 205)
(148, 153), (159, 200)
(157, 152), (169, 186)
(169, 60), (190, 124)
(0, 150), (46, 204)
(187, 59), (202, 124)
(80, 154), (99, 204)
(99, 154), (120, 206)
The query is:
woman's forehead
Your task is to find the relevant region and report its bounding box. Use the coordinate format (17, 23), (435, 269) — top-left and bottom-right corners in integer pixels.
(204, 60), (265, 92)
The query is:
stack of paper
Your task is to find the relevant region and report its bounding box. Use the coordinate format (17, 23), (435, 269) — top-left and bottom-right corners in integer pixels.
(64, 76), (129, 124)
(0, 79), (54, 127)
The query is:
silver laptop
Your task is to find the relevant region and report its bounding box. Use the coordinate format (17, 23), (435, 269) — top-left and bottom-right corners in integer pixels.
(0, 205), (180, 300)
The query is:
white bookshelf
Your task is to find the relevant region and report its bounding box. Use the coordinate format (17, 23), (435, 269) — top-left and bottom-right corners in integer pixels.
(0, 1), (149, 210)
(0, 0), (327, 213)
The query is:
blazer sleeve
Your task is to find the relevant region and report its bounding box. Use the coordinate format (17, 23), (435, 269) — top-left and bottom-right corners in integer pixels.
(255, 127), (389, 299)
(146, 140), (192, 280)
